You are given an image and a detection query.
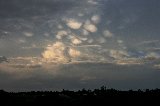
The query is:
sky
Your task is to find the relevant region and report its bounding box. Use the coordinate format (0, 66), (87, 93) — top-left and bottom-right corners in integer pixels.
(0, 0), (160, 91)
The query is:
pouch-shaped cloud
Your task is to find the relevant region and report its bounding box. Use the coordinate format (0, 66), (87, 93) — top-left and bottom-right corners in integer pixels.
(71, 38), (82, 45)
(91, 15), (101, 24)
(83, 21), (97, 33)
(42, 42), (67, 62)
(42, 41), (82, 62)
(56, 30), (68, 39)
(97, 37), (106, 44)
(82, 29), (89, 36)
(103, 30), (113, 38)
(66, 19), (82, 29)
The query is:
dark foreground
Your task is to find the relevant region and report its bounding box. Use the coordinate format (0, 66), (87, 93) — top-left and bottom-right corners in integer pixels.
(0, 87), (160, 106)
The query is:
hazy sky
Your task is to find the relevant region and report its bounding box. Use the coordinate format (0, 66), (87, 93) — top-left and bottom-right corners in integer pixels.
(0, 0), (160, 91)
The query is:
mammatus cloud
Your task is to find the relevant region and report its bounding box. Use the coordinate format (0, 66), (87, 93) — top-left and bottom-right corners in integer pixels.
(66, 19), (82, 30)
(56, 30), (68, 39)
(71, 38), (82, 45)
(103, 30), (113, 38)
(91, 15), (101, 24)
(83, 20), (98, 33)
(42, 42), (68, 62)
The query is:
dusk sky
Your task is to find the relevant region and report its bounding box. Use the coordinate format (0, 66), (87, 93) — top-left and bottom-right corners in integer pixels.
(0, 0), (160, 91)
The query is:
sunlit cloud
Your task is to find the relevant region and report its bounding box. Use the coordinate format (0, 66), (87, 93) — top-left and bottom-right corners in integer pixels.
(56, 30), (68, 39)
(83, 20), (97, 33)
(42, 42), (66, 60)
(69, 48), (81, 58)
(66, 18), (82, 30)
(71, 38), (82, 45)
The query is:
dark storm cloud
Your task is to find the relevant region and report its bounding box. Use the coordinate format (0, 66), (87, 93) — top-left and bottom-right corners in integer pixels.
(0, 0), (79, 18)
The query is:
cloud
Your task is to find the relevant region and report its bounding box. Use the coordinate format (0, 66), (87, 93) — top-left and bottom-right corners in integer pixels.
(97, 37), (106, 44)
(87, 0), (99, 5)
(91, 15), (101, 24)
(145, 52), (160, 58)
(83, 20), (97, 33)
(56, 30), (68, 39)
(117, 40), (123, 44)
(66, 18), (82, 30)
(82, 29), (89, 36)
(69, 48), (81, 58)
(109, 50), (130, 59)
(103, 30), (113, 38)
(71, 38), (82, 45)
(0, 56), (8, 63)
(42, 42), (68, 62)
(18, 39), (26, 44)
(23, 32), (34, 37)
(87, 39), (94, 43)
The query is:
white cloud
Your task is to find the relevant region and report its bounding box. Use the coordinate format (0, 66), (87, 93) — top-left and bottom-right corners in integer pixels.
(66, 19), (82, 30)
(18, 39), (26, 43)
(103, 30), (113, 38)
(42, 42), (68, 62)
(69, 48), (81, 58)
(56, 30), (68, 39)
(24, 32), (33, 37)
(71, 38), (82, 45)
(83, 21), (97, 33)
(91, 15), (101, 24)
(117, 40), (123, 44)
